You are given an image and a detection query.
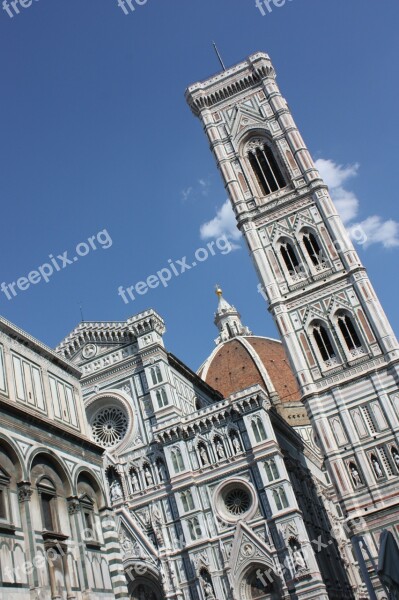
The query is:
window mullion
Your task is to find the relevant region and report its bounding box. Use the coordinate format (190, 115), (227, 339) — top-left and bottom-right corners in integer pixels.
(253, 151), (270, 194)
(261, 148), (279, 191)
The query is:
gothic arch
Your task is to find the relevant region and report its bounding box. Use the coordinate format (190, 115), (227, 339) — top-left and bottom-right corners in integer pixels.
(274, 236), (302, 277)
(75, 468), (106, 509)
(238, 562), (283, 600)
(332, 309), (364, 354)
(28, 449), (73, 496)
(297, 226), (327, 269)
(236, 128), (273, 151)
(0, 435), (25, 481)
(126, 563), (164, 600)
(307, 318), (338, 366)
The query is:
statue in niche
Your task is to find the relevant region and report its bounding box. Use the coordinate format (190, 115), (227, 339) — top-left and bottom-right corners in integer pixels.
(215, 440), (225, 459)
(371, 457), (383, 478)
(199, 445), (209, 466)
(350, 464), (362, 487)
(232, 434), (241, 454)
(152, 503), (163, 525)
(202, 580), (215, 599)
(157, 461), (167, 481)
(144, 467), (154, 487)
(131, 470), (140, 491)
(291, 541), (307, 573)
(110, 479), (123, 502)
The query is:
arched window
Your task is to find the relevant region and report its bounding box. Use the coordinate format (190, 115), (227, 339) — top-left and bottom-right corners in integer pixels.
(265, 458), (279, 482)
(337, 314), (362, 351)
(188, 517), (202, 540)
(252, 418), (267, 443)
(181, 490), (195, 512)
(172, 448), (185, 473)
(150, 365), (163, 385)
(156, 388), (168, 409)
(248, 143), (286, 196)
(302, 231), (325, 267)
(272, 487), (289, 511)
(280, 241), (300, 274)
(311, 323), (336, 362)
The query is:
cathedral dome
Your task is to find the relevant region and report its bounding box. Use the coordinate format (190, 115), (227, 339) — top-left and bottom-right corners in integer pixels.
(199, 335), (300, 405)
(198, 288), (309, 426)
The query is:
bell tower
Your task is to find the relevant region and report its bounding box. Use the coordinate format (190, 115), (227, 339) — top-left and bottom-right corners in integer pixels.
(186, 52), (399, 593)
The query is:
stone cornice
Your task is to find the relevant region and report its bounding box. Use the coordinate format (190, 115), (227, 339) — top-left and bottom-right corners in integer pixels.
(56, 320), (132, 359)
(56, 309), (166, 360)
(0, 317), (80, 377)
(155, 385), (269, 444)
(0, 395), (104, 458)
(185, 52), (275, 116)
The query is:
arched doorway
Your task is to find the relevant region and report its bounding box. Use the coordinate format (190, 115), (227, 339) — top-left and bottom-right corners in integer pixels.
(129, 575), (164, 600)
(240, 566), (282, 600)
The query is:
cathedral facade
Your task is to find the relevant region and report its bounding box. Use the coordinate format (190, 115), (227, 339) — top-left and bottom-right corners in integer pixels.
(0, 317), (126, 600)
(0, 50), (397, 600)
(55, 301), (361, 600)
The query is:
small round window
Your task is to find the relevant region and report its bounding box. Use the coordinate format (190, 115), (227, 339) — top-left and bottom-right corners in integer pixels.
(215, 479), (257, 523)
(224, 488), (251, 516)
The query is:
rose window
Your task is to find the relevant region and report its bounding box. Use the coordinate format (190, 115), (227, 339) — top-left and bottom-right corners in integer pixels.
(224, 488), (251, 516)
(91, 407), (128, 448)
(215, 479), (257, 523)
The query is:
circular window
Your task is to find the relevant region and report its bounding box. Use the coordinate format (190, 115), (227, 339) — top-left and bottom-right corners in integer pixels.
(91, 407), (128, 448)
(214, 478), (257, 523)
(225, 488), (251, 516)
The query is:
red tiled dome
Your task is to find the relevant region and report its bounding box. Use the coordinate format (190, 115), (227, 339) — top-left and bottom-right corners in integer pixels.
(198, 335), (301, 403)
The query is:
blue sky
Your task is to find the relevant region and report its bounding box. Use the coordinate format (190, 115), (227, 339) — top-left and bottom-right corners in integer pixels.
(0, 0), (398, 371)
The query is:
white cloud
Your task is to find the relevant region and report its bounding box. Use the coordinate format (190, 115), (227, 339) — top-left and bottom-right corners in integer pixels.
(354, 216), (399, 249)
(315, 158), (399, 249)
(181, 177), (211, 202)
(330, 188), (359, 225)
(198, 178), (211, 195)
(181, 187), (193, 203)
(316, 158), (359, 189)
(200, 199), (242, 249)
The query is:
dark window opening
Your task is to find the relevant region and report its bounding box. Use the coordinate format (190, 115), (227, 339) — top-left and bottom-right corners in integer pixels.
(338, 315), (362, 351)
(303, 232), (325, 266)
(248, 145), (286, 196)
(313, 325), (335, 361)
(84, 511), (93, 531)
(280, 242), (300, 273)
(41, 493), (55, 531)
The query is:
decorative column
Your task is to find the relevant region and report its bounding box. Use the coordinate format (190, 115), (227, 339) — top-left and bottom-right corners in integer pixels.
(61, 548), (76, 600)
(67, 496), (90, 593)
(17, 481), (40, 590)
